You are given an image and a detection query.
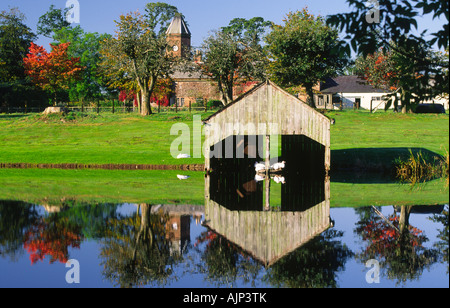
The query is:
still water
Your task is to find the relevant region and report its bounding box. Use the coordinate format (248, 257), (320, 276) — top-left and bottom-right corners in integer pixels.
(0, 200), (448, 288)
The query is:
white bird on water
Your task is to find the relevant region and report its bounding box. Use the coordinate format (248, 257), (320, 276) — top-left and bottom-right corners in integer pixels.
(254, 174), (265, 182)
(271, 161), (286, 170)
(177, 175), (190, 180)
(272, 175), (286, 184)
(254, 162), (266, 172)
(177, 153), (191, 159)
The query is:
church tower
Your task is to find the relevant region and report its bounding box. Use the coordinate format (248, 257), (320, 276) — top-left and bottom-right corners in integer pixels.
(166, 14), (191, 58)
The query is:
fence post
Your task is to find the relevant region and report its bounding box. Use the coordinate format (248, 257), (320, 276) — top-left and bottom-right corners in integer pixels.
(97, 99), (100, 114)
(112, 99), (115, 114)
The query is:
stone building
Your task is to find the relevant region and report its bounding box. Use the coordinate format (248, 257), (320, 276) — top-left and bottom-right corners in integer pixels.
(165, 15), (257, 107)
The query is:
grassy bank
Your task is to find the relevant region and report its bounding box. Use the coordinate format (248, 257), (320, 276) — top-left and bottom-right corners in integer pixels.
(0, 110), (448, 170)
(327, 110), (449, 171)
(0, 168), (206, 205)
(0, 168), (447, 207)
(0, 112), (212, 166)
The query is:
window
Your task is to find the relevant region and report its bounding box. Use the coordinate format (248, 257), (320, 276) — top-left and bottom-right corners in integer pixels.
(176, 98), (185, 107)
(317, 95), (324, 106)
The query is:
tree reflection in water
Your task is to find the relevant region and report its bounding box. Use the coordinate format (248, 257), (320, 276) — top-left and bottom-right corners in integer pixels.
(195, 228), (352, 288)
(354, 205), (444, 285)
(0, 199), (447, 287)
(99, 204), (185, 288)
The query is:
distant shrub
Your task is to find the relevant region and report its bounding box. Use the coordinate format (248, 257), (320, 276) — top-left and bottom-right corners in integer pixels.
(207, 100), (223, 109)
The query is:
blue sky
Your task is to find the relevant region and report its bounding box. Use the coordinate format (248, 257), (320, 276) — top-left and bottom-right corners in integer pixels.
(1, 0), (447, 50)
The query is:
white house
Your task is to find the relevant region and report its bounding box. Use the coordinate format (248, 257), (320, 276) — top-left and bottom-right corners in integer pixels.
(314, 75), (449, 111)
(314, 75), (391, 111)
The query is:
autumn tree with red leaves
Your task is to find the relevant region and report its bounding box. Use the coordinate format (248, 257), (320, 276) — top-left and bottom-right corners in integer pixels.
(23, 42), (83, 104)
(355, 48), (398, 92)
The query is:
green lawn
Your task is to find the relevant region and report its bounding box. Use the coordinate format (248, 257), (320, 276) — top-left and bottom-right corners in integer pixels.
(328, 110), (449, 154)
(0, 112), (213, 166)
(327, 110), (449, 171)
(0, 110), (448, 168)
(0, 110), (448, 206)
(0, 168), (206, 205)
(0, 168), (447, 207)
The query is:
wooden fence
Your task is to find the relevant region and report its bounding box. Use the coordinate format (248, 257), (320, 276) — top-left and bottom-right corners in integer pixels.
(0, 105), (215, 114)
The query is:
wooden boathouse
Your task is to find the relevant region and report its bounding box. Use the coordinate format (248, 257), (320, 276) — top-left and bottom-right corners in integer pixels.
(203, 81), (332, 265)
(203, 80), (331, 173)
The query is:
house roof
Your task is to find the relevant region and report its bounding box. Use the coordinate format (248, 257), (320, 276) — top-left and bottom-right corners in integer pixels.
(166, 15), (191, 36)
(320, 75), (388, 94)
(171, 69), (207, 79)
(204, 79), (327, 122)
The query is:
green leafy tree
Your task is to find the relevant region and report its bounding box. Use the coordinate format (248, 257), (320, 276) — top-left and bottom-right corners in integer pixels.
(145, 2), (181, 35)
(53, 26), (112, 102)
(0, 7), (36, 82)
(0, 8), (47, 109)
(100, 204), (183, 287)
(201, 17), (271, 105)
(266, 9), (348, 107)
(222, 17), (272, 49)
(99, 3), (179, 115)
(327, 0), (449, 112)
(37, 5), (70, 38)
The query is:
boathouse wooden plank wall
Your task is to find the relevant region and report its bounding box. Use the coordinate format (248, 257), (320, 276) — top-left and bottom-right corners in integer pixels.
(204, 80), (331, 171)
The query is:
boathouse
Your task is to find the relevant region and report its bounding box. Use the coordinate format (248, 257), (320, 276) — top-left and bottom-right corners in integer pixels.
(203, 80), (331, 173)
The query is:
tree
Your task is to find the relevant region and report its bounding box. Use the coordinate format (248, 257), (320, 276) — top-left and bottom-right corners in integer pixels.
(53, 26), (112, 102)
(266, 9), (348, 107)
(145, 2), (181, 36)
(222, 17), (272, 49)
(23, 42), (84, 104)
(0, 8), (36, 82)
(99, 3), (179, 115)
(201, 17), (270, 105)
(37, 5), (70, 38)
(151, 78), (174, 107)
(355, 48), (399, 91)
(355, 45), (448, 112)
(327, 0), (449, 112)
(0, 8), (45, 109)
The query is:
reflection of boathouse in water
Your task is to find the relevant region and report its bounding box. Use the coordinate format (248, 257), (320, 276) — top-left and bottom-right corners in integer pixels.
(203, 80), (332, 267)
(204, 171), (331, 267)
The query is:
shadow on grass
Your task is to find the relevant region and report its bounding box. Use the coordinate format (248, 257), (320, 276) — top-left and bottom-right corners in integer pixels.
(0, 114), (31, 119)
(331, 147), (444, 184)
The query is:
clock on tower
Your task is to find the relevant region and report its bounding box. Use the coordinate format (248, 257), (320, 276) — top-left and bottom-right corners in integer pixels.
(166, 14), (191, 58)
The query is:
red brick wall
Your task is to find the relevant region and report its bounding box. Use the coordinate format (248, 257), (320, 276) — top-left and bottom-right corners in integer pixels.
(173, 79), (259, 106)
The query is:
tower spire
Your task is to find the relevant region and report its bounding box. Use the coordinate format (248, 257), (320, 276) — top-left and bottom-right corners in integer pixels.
(166, 15), (191, 58)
